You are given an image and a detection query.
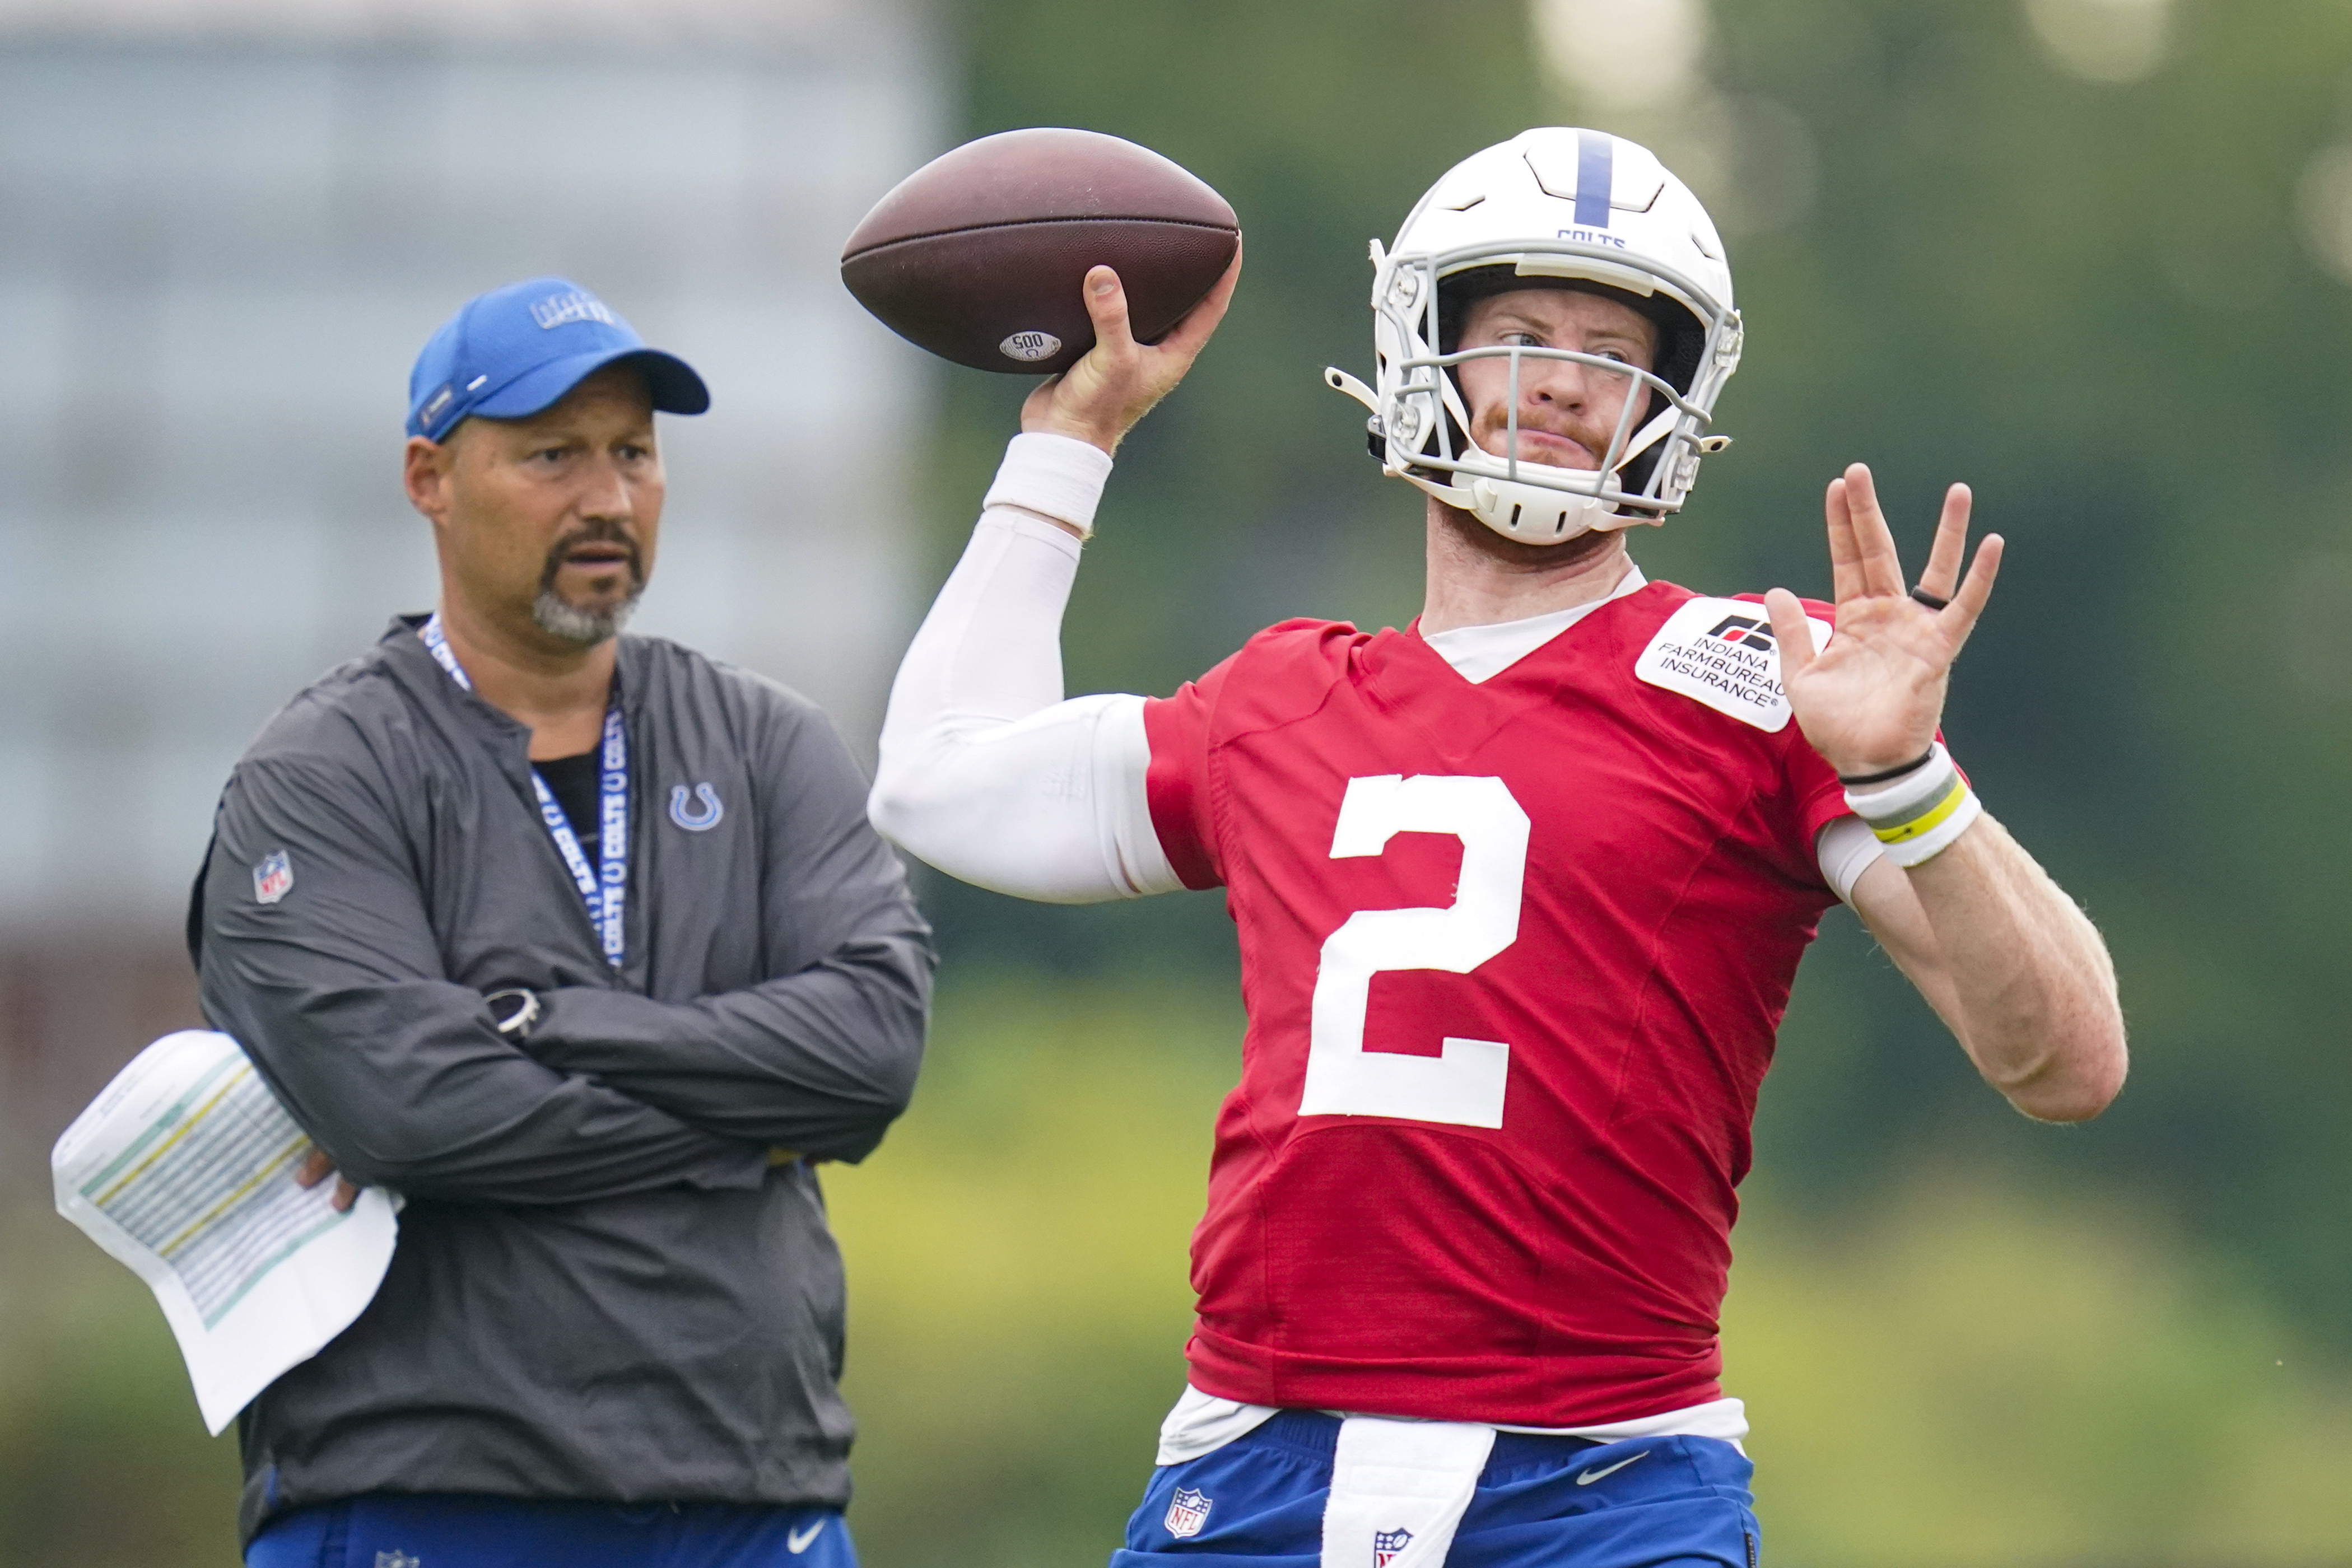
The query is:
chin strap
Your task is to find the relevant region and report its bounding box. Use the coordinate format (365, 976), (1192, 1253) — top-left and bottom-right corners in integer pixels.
(1437, 473), (1637, 543)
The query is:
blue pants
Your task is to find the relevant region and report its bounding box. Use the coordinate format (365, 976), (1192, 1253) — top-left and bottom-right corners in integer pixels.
(1113, 1412), (1759, 1567)
(245, 1493), (855, 1568)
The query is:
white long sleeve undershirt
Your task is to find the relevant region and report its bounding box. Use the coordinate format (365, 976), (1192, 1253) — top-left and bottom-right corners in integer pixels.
(868, 437), (1180, 903)
(868, 433), (1881, 906)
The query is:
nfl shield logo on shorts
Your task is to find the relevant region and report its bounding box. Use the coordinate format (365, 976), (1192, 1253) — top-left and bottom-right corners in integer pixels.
(253, 850), (293, 905)
(1164, 1486), (1213, 1539)
(1374, 1527), (1413, 1567)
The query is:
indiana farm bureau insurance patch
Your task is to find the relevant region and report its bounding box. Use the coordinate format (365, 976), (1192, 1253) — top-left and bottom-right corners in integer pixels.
(1634, 597), (1832, 731)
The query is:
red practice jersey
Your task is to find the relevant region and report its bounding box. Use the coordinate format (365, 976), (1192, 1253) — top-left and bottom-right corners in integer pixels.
(1141, 580), (1850, 1427)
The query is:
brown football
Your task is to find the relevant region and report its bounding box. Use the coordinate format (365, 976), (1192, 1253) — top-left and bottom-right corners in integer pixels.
(840, 127), (1240, 376)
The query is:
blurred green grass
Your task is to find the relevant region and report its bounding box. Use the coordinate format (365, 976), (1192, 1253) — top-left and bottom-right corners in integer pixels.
(0, 1194), (242, 1564)
(10, 972), (2352, 1565)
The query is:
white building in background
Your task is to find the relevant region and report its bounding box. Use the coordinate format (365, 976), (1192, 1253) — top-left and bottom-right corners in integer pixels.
(0, 0), (941, 927)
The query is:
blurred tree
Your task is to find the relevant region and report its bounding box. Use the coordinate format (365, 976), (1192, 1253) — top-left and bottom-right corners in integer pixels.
(55, 4), (2352, 1563)
(910, 0), (2352, 1348)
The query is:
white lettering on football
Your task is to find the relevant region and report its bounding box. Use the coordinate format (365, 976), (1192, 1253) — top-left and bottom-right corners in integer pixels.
(999, 330), (1062, 362)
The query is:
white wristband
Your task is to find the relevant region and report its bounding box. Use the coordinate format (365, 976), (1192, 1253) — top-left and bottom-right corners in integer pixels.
(982, 432), (1115, 539)
(1843, 743), (1983, 869)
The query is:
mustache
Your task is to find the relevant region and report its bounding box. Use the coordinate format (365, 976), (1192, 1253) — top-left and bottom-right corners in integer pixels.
(539, 519), (644, 592)
(1475, 419), (1602, 468)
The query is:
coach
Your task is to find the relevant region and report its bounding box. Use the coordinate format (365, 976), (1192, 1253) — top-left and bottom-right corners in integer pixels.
(194, 277), (932, 1567)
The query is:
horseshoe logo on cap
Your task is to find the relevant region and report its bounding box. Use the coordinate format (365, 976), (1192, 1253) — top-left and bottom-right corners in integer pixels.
(669, 783), (724, 832)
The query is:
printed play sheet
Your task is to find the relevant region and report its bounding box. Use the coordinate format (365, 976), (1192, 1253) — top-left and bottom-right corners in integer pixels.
(52, 1029), (399, 1433)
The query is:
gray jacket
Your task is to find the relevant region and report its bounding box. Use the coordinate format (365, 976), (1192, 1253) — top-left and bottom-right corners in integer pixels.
(195, 616), (933, 1544)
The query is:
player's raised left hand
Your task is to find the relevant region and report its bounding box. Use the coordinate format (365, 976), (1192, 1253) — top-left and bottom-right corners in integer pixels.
(1763, 463), (2003, 778)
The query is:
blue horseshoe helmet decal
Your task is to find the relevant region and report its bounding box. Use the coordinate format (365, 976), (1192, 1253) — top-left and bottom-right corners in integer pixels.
(669, 783), (724, 832)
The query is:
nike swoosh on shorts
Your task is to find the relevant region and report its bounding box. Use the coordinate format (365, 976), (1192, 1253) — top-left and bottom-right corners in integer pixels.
(1575, 1451), (1648, 1486)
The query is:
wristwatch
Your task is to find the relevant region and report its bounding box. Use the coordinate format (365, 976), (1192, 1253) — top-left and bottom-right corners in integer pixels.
(484, 987), (542, 1041)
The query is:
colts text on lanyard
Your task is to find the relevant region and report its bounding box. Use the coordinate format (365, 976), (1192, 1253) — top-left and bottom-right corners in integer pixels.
(420, 614), (629, 967)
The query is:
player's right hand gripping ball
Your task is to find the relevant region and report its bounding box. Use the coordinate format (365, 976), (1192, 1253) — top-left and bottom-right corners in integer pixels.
(840, 127), (1238, 376)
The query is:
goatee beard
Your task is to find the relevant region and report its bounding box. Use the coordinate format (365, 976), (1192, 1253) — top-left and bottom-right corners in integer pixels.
(532, 587), (640, 645)
(534, 519), (645, 645)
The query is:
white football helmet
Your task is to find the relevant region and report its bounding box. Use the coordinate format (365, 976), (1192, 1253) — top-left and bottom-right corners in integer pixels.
(1326, 128), (1742, 545)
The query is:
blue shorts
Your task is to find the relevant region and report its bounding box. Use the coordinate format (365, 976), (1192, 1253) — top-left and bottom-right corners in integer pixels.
(1112, 1412), (1759, 1567)
(244, 1493), (854, 1568)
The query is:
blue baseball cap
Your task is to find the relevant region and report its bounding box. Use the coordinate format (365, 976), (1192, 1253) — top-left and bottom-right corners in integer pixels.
(406, 277), (710, 442)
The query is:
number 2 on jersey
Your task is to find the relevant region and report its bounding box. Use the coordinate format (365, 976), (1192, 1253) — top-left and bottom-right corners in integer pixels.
(1300, 774), (1530, 1129)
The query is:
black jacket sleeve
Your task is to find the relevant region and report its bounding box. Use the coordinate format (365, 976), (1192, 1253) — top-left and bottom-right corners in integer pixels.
(201, 752), (769, 1205)
(527, 702), (933, 1160)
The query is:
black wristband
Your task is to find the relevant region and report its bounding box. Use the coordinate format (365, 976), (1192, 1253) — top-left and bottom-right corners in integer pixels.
(1838, 749), (1936, 787)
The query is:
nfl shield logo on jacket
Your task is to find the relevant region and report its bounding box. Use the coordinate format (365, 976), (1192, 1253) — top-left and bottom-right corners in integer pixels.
(251, 850), (293, 905)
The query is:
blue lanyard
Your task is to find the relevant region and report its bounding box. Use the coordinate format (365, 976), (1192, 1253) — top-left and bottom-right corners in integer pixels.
(421, 614), (628, 968)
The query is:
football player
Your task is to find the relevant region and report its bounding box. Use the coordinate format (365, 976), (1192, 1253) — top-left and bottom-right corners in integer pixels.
(868, 129), (2125, 1568)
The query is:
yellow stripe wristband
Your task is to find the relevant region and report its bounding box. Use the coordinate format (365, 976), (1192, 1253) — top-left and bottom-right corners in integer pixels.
(1842, 744), (1983, 869)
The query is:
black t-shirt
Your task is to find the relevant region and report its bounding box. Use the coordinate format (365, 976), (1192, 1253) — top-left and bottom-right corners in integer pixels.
(534, 750), (603, 859)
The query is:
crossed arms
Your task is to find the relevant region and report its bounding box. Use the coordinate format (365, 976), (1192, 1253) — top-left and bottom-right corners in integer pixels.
(202, 717), (931, 1208)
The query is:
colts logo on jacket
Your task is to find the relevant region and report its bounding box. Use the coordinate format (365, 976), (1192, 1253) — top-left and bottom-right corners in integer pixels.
(1375, 1527), (1414, 1566)
(669, 782), (724, 832)
(1164, 1486), (1212, 1538)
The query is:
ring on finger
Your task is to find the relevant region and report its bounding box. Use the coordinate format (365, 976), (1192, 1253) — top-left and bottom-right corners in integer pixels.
(1909, 585), (1950, 610)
